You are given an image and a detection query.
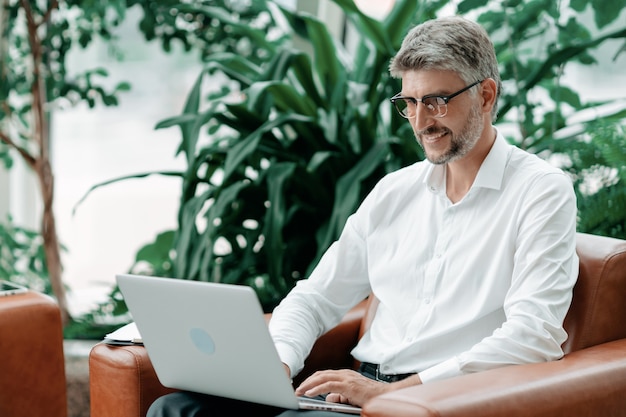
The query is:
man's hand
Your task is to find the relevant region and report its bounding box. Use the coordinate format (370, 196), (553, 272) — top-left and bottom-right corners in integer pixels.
(294, 369), (422, 407)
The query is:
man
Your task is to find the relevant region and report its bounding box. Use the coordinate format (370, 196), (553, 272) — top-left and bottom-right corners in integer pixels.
(148, 15), (578, 416)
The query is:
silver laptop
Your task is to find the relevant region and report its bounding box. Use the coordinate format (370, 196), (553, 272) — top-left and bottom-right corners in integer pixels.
(116, 274), (361, 415)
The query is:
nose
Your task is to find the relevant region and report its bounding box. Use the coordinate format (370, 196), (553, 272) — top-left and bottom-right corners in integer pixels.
(411, 103), (436, 132)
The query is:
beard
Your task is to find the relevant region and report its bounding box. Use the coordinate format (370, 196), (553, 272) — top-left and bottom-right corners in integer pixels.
(415, 104), (484, 165)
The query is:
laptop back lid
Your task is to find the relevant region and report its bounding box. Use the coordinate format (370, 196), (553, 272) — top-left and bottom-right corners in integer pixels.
(116, 274), (300, 410)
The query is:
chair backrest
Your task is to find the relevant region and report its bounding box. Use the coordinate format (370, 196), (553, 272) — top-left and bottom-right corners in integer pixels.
(562, 232), (626, 354)
(358, 295), (379, 340)
(357, 233), (626, 355)
(0, 291), (67, 417)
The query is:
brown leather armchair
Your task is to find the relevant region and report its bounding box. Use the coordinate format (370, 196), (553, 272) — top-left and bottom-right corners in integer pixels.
(0, 290), (67, 417)
(89, 232), (626, 417)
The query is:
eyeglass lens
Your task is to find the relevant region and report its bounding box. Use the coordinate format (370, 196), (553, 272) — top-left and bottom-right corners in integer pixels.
(394, 97), (447, 118)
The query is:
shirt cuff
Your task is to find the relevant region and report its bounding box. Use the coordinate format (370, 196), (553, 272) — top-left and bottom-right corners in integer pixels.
(274, 342), (304, 379)
(418, 357), (462, 383)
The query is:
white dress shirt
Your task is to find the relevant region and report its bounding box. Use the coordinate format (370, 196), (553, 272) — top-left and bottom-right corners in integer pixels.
(269, 128), (579, 383)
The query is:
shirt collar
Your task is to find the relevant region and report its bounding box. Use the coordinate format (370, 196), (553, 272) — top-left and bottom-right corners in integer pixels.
(473, 128), (510, 191)
(424, 127), (510, 193)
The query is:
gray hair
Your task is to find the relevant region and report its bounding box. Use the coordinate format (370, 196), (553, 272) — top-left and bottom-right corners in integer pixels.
(389, 16), (501, 118)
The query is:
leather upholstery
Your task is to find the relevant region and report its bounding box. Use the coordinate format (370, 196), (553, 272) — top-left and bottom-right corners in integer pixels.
(89, 232), (626, 417)
(89, 345), (177, 417)
(562, 232), (626, 352)
(0, 291), (67, 417)
(365, 339), (626, 417)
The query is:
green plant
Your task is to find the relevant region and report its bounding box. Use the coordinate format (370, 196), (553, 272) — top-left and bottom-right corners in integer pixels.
(555, 122), (626, 239)
(1, 0), (285, 328)
(129, 0), (282, 65)
(144, 0), (445, 310)
(0, 215), (51, 293)
(469, 0), (626, 153)
(0, 0), (132, 324)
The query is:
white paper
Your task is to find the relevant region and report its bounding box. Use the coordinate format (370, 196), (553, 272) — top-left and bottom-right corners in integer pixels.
(104, 322), (143, 344)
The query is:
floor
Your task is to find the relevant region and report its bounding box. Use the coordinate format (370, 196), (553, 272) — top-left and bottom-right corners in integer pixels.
(65, 340), (97, 417)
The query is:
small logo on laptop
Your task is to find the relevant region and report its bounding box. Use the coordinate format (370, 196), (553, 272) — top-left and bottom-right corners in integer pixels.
(189, 328), (216, 355)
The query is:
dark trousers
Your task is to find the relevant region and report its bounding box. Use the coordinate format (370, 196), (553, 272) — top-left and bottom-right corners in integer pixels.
(147, 391), (344, 417)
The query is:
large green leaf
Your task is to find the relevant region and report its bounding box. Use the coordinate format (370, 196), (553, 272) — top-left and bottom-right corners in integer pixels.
(72, 171), (184, 216)
(382, 0), (428, 47)
(185, 179), (252, 280)
(457, 0), (490, 14)
(263, 162), (297, 284)
(204, 52), (262, 86)
(222, 112), (314, 181)
(247, 80), (317, 116)
(281, 50), (325, 108)
(332, 0), (391, 53)
(291, 11), (343, 98)
(174, 69), (207, 164)
(591, 0), (626, 28)
(315, 141), (390, 263)
(175, 189), (213, 278)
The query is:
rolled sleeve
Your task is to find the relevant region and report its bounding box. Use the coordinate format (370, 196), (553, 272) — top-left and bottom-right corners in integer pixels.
(418, 357), (462, 383)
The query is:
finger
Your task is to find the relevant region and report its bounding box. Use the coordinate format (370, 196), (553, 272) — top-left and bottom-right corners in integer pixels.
(325, 393), (350, 404)
(295, 370), (343, 395)
(301, 380), (341, 398)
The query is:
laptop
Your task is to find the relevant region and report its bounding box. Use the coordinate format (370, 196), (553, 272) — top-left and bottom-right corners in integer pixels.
(116, 274), (361, 415)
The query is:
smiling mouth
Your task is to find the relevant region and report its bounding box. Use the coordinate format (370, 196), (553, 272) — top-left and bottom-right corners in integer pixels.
(420, 129), (449, 143)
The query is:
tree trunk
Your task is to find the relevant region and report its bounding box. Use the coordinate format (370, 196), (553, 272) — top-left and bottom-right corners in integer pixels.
(36, 158), (70, 326)
(21, 0), (71, 326)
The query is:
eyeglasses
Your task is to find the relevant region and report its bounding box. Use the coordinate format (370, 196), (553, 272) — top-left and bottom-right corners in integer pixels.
(390, 80), (483, 119)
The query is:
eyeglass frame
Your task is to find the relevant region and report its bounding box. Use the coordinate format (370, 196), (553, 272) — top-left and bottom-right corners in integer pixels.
(390, 79), (484, 119)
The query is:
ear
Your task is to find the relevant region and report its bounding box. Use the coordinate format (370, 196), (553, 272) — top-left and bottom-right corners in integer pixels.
(479, 78), (498, 116)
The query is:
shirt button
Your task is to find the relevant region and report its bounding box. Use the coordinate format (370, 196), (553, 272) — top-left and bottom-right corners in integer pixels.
(424, 298), (431, 304)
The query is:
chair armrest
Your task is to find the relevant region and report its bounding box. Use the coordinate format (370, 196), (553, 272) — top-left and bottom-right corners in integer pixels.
(89, 343), (177, 417)
(0, 291), (67, 417)
(362, 338), (626, 417)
